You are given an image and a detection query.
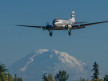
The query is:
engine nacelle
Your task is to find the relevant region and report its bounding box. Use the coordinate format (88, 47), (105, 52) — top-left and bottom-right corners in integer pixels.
(65, 25), (72, 29)
(46, 25), (54, 29)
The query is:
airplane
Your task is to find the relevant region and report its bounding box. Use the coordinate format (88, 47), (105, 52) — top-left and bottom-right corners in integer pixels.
(17, 11), (108, 36)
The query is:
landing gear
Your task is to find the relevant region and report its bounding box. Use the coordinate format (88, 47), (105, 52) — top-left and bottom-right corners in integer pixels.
(49, 30), (52, 36)
(68, 29), (71, 36)
(68, 31), (71, 36)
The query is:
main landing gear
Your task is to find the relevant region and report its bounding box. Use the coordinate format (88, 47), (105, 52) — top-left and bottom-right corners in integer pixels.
(48, 30), (71, 36)
(68, 29), (71, 36)
(68, 31), (71, 36)
(49, 30), (52, 36)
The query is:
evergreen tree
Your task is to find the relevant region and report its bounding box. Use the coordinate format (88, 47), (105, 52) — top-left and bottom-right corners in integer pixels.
(91, 62), (99, 80)
(17, 78), (23, 81)
(55, 70), (69, 81)
(13, 74), (23, 81)
(79, 78), (90, 81)
(42, 73), (54, 81)
(48, 74), (54, 81)
(0, 64), (7, 74)
(0, 64), (23, 81)
(42, 73), (48, 81)
(0, 64), (8, 81)
(7, 73), (13, 81)
(14, 74), (17, 81)
(0, 72), (8, 81)
(104, 75), (108, 81)
(91, 79), (103, 81)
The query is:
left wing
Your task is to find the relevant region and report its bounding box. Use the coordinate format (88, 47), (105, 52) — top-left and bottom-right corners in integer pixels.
(17, 25), (46, 29)
(73, 21), (108, 29)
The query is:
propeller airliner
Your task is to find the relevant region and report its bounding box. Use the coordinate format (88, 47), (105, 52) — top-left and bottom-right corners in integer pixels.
(17, 11), (108, 36)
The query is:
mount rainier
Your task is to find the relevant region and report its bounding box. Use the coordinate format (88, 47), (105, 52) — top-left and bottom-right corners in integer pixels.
(9, 49), (90, 81)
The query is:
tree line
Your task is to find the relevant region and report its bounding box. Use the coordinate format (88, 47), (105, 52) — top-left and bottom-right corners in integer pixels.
(0, 62), (108, 81)
(42, 70), (69, 81)
(42, 62), (108, 81)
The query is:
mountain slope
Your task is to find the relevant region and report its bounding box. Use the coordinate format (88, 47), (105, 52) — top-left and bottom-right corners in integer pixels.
(9, 49), (89, 81)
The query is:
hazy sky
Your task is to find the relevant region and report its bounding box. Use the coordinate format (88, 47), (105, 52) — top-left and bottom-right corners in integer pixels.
(0, 0), (108, 76)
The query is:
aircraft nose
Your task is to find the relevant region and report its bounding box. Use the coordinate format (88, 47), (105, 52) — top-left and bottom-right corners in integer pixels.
(52, 19), (56, 26)
(53, 23), (56, 26)
(53, 22), (58, 27)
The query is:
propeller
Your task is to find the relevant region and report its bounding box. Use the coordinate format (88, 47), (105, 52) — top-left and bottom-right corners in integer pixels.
(46, 22), (49, 26)
(46, 22), (53, 29)
(46, 22), (50, 29)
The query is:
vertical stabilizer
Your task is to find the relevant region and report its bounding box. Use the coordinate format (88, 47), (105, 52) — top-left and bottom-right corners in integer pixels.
(70, 11), (75, 23)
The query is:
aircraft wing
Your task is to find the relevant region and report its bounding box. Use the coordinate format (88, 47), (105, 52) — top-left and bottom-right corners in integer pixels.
(17, 25), (46, 29)
(73, 21), (108, 29)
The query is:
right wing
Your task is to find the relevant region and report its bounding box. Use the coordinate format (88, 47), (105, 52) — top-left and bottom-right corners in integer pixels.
(73, 21), (108, 29)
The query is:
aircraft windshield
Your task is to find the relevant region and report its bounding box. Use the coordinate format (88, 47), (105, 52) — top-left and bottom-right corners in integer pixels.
(55, 20), (59, 22)
(53, 19), (59, 25)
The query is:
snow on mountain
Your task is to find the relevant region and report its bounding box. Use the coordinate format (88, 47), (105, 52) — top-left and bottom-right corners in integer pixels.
(9, 49), (90, 81)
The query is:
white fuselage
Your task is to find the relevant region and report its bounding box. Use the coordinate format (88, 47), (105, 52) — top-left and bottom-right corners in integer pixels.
(53, 19), (75, 27)
(53, 11), (75, 28)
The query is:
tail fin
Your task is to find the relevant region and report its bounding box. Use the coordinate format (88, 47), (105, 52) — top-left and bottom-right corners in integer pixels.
(70, 11), (75, 22)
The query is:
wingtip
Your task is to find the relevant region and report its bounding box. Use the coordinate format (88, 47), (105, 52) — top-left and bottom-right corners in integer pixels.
(16, 25), (25, 26)
(16, 25), (21, 26)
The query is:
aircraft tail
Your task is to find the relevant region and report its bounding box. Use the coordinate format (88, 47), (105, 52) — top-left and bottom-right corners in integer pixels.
(70, 11), (75, 23)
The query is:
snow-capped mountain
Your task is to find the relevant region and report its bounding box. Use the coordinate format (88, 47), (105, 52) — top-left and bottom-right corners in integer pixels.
(9, 49), (90, 81)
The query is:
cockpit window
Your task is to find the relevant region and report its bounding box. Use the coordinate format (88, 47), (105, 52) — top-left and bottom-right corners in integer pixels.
(53, 19), (59, 25)
(55, 20), (59, 22)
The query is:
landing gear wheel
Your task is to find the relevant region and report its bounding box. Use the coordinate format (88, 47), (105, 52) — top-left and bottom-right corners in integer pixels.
(68, 31), (71, 36)
(49, 31), (52, 36)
